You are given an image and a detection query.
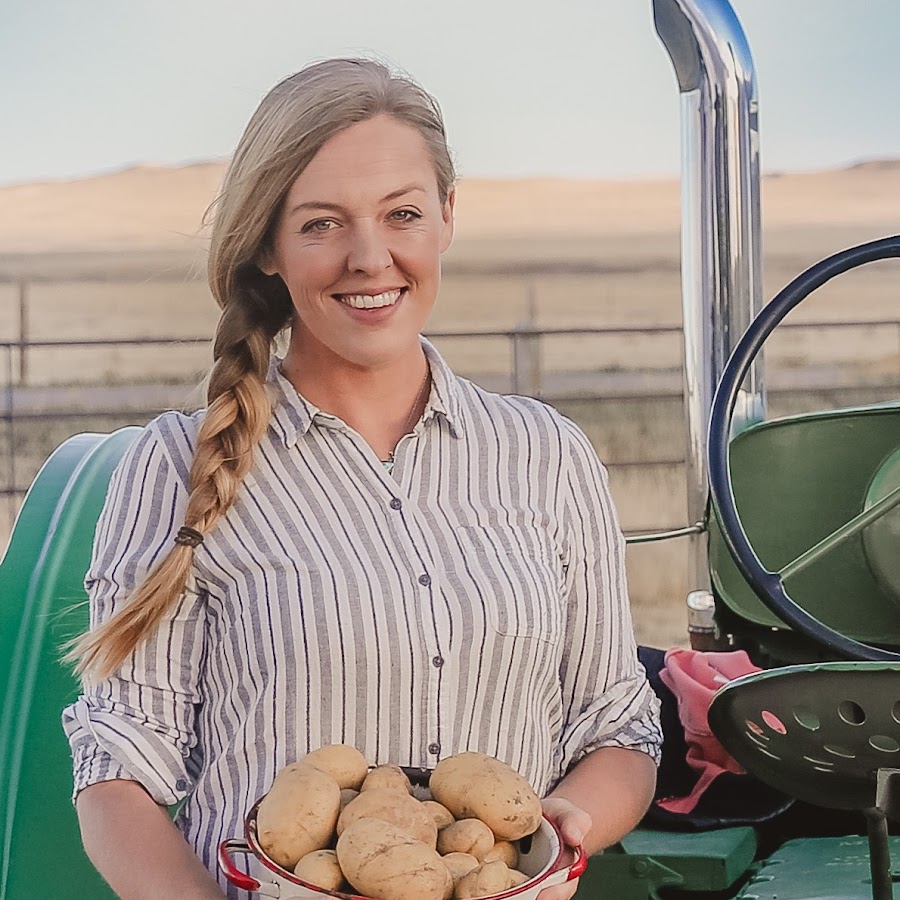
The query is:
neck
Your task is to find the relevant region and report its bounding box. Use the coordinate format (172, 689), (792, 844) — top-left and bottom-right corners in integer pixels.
(280, 342), (431, 460)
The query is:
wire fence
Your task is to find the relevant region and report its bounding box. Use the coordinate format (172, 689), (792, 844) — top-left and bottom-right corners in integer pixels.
(3, 319), (900, 528)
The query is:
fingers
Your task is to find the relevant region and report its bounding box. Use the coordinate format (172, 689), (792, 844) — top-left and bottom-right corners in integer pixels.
(559, 807), (592, 847)
(537, 800), (587, 899)
(537, 877), (581, 900)
(542, 797), (592, 847)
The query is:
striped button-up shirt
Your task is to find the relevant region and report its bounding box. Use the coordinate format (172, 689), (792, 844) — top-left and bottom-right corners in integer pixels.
(63, 339), (661, 892)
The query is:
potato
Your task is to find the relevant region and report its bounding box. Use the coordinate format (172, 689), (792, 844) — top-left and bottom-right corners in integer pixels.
(256, 763), (341, 869)
(361, 764), (412, 794)
(436, 819), (495, 860)
(507, 869), (529, 888)
(338, 787), (438, 847)
(293, 849), (344, 891)
(442, 867), (455, 900)
(303, 744), (369, 790)
(337, 817), (449, 900)
(422, 799), (455, 830)
(454, 860), (511, 899)
(430, 752), (542, 840)
(483, 840), (518, 868)
(340, 788), (360, 811)
(441, 852), (480, 887)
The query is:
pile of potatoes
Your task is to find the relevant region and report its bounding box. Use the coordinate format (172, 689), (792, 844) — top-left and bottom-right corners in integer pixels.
(254, 745), (545, 900)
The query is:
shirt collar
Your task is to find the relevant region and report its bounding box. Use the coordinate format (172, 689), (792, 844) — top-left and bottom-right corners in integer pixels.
(267, 336), (465, 449)
(420, 336), (464, 437)
(268, 360), (318, 448)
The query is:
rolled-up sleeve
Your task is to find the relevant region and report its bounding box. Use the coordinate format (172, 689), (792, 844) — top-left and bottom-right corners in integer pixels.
(553, 418), (662, 781)
(61, 414), (208, 806)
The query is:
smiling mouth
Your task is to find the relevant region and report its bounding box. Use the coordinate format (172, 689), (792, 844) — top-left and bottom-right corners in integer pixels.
(334, 288), (405, 310)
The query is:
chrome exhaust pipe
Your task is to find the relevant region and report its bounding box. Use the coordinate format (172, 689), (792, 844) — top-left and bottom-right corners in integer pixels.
(653, 0), (766, 592)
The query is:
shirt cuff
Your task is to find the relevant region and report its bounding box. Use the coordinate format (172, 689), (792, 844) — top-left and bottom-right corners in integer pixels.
(62, 697), (194, 806)
(555, 677), (663, 780)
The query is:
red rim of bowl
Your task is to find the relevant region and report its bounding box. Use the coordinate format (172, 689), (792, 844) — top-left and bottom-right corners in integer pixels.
(242, 797), (566, 899)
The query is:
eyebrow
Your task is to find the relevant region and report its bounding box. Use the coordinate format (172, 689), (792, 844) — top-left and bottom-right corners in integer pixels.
(287, 183), (426, 218)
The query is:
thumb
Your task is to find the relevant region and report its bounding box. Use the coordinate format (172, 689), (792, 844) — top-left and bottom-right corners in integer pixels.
(557, 805), (592, 846)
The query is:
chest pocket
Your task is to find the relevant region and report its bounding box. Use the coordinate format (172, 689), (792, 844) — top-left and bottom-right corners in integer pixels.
(453, 523), (562, 644)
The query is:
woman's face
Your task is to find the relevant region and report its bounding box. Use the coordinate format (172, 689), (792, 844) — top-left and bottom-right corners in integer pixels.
(262, 114), (454, 373)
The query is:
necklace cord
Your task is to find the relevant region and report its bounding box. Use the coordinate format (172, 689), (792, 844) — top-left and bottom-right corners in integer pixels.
(384, 368), (431, 464)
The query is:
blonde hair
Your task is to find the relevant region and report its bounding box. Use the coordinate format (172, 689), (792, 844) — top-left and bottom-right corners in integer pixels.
(71, 58), (457, 679)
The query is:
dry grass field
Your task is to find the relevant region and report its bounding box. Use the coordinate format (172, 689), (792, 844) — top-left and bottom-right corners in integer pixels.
(1, 161), (899, 647)
(1, 230), (897, 386)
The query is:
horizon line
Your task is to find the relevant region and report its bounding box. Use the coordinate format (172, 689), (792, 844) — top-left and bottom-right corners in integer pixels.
(2, 155), (900, 191)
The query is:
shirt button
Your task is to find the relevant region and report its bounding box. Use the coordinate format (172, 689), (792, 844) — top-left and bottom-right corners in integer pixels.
(418, 573), (431, 587)
(428, 742), (441, 755)
(175, 778), (188, 792)
(390, 498), (402, 510)
(432, 656), (444, 668)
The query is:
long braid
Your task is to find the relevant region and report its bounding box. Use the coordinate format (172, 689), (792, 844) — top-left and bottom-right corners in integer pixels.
(69, 278), (287, 681)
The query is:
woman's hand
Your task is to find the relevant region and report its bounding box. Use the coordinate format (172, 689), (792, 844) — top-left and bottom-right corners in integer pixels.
(537, 796), (591, 900)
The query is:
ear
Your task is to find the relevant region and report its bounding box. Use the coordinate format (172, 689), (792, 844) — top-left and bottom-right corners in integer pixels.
(439, 189), (456, 253)
(256, 246), (278, 277)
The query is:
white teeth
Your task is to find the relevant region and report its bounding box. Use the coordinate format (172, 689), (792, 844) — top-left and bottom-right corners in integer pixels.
(337, 289), (402, 309)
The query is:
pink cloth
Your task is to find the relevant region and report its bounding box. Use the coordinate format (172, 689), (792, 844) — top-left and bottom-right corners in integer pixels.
(656, 648), (761, 815)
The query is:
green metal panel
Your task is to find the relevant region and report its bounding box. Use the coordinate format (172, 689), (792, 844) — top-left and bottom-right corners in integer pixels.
(0, 434), (107, 687)
(863, 447), (900, 604)
(620, 827), (757, 890)
(577, 827), (757, 898)
(575, 851), (684, 899)
(737, 836), (900, 899)
(0, 428), (139, 900)
(709, 404), (900, 646)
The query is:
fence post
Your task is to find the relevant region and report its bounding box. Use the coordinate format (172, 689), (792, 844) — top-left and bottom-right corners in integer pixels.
(17, 279), (29, 386)
(511, 282), (542, 397)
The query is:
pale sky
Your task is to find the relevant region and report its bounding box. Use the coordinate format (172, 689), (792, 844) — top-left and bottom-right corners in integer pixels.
(1, 0), (898, 186)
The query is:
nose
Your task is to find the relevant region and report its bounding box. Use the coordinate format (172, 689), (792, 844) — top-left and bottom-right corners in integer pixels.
(346, 220), (393, 275)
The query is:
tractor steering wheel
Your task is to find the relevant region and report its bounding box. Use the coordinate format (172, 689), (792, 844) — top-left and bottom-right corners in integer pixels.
(708, 235), (900, 661)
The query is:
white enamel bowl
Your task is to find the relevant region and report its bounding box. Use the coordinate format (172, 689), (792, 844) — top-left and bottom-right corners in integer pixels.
(219, 800), (587, 900)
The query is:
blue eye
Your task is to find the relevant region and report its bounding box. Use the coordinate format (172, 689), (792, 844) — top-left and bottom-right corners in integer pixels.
(302, 219), (336, 233)
(391, 209), (422, 223)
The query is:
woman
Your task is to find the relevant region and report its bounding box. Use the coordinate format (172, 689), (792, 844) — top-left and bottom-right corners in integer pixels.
(64, 58), (661, 899)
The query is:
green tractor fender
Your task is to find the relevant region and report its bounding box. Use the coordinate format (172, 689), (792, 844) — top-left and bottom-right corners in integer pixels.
(0, 429), (139, 900)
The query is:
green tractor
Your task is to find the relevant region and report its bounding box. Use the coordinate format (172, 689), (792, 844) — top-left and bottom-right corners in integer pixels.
(1, 2), (898, 899)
